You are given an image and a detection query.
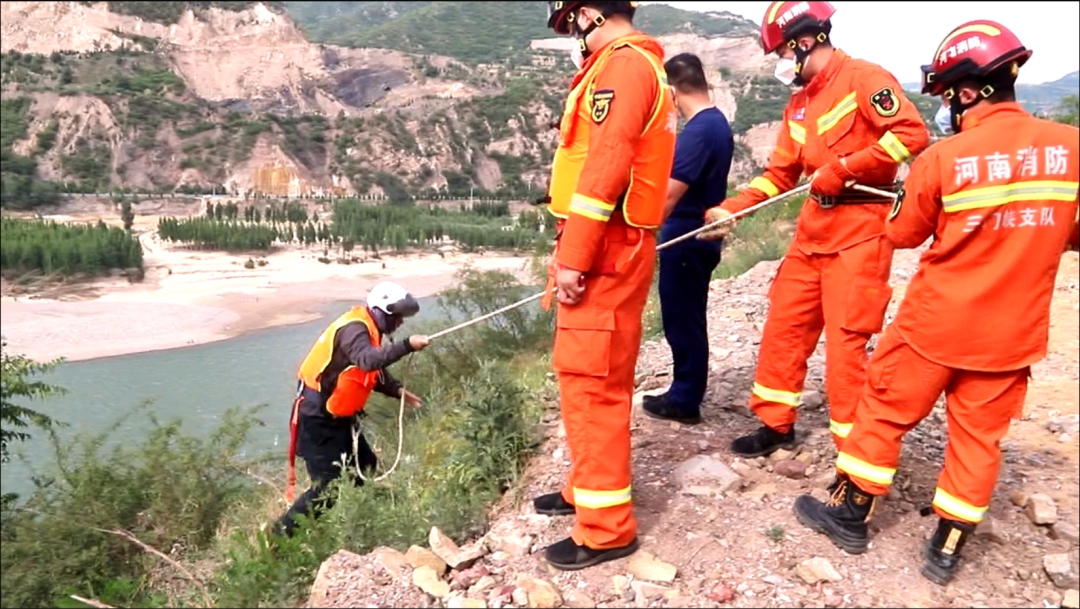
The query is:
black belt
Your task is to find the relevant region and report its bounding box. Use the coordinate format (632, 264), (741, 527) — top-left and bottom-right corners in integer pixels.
(816, 183), (901, 209)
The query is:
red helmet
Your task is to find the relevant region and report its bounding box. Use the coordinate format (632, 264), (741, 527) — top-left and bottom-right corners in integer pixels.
(921, 20), (1032, 97)
(546, 1), (638, 36)
(759, 1), (836, 55)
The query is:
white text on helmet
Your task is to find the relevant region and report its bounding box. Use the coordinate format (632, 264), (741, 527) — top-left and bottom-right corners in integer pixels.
(938, 36), (982, 64)
(777, 2), (810, 28)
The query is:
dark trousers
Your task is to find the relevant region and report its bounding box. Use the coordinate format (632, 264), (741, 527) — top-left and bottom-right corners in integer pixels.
(658, 244), (722, 414)
(274, 411), (378, 537)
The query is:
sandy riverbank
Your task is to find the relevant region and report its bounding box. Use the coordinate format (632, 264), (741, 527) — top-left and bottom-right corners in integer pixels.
(1, 213), (536, 363)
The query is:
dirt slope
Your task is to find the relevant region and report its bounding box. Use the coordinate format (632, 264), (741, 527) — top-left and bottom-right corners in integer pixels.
(308, 249), (1080, 609)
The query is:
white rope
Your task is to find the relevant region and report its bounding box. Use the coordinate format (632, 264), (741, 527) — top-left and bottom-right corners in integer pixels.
(851, 184), (900, 199)
(350, 354), (414, 484)
(658, 183), (812, 248)
(428, 289), (554, 341)
(347, 181), (897, 482)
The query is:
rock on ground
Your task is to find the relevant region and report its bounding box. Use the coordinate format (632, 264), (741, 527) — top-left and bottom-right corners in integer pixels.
(304, 252), (1080, 609)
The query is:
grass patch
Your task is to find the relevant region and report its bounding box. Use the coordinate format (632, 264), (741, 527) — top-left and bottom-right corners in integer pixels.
(1, 266), (554, 609)
(714, 195), (804, 279)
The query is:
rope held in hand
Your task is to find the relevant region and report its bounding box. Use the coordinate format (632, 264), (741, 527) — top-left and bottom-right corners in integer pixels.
(344, 182), (897, 483)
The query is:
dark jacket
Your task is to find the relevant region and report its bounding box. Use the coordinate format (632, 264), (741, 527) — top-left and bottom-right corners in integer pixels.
(299, 321), (414, 425)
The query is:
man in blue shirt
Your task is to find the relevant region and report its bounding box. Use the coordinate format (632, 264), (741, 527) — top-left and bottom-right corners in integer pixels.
(643, 53), (734, 425)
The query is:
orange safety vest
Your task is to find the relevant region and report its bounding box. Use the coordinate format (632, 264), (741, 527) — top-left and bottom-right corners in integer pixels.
(286, 306), (381, 501)
(546, 37), (675, 229)
(297, 306), (382, 417)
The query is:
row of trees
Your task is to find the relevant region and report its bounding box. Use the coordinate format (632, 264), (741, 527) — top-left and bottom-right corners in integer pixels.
(331, 200), (546, 253)
(156, 217), (278, 251)
(206, 201), (314, 224)
(157, 200), (552, 254)
(0, 218), (143, 276)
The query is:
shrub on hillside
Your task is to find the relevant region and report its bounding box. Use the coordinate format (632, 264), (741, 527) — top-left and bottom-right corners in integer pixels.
(0, 266), (555, 608)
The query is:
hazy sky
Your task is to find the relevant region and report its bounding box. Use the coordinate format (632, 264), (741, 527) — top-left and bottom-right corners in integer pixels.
(645, 1), (1080, 85)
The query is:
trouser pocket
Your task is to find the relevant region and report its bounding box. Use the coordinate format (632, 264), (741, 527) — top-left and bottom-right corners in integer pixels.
(839, 237), (894, 334)
(843, 276), (893, 334)
(553, 305), (615, 376)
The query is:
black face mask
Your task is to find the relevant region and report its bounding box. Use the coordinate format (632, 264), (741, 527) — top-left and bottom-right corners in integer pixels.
(371, 308), (402, 335)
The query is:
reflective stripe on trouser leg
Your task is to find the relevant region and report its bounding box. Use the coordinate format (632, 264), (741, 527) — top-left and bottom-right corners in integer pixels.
(573, 485), (632, 509)
(829, 420), (853, 439)
(834, 330), (951, 495)
(747, 246), (825, 432)
(557, 232), (654, 550)
(820, 237), (894, 449)
(934, 366), (1028, 524)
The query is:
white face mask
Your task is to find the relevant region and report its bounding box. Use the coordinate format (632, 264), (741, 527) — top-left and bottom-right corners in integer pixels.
(774, 57), (798, 86)
(934, 103), (954, 135)
(570, 11), (592, 70)
(570, 43), (584, 70)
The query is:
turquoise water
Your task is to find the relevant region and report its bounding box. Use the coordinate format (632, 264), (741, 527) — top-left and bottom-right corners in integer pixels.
(0, 295), (452, 499)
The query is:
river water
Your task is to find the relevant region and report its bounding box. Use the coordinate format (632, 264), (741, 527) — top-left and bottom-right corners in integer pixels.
(0, 295), (452, 499)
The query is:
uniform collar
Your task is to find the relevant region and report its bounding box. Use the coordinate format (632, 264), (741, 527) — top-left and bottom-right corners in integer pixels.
(803, 49), (848, 95)
(959, 101), (1029, 131)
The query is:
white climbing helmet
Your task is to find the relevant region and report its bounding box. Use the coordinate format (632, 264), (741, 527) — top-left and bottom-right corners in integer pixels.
(367, 281), (420, 318)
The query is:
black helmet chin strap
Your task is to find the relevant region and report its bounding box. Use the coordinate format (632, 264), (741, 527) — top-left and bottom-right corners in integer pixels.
(788, 30), (829, 87)
(945, 63), (1017, 134)
(570, 7), (613, 59)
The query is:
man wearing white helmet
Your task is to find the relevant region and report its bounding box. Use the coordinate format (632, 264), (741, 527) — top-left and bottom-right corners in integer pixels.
(271, 281), (429, 538)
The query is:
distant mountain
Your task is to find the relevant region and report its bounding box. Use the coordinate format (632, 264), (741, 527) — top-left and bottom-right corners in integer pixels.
(1, 0), (777, 207)
(902, 70), (1079, 113)
(284, 1), (758, 64)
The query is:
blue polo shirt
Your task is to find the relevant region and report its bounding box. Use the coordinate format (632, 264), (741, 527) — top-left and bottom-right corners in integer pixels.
(659, 107), (734, 251)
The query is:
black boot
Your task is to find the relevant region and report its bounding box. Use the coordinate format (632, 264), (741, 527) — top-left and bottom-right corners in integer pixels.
(642, 392), (665, 405)
(533, 492), (575, 516)
(921, 517), (975, 585)
(642, 393), (702, 425)
(730, 425), (797, 457)
(794, 475), (879, 554)
(544, 536), (640, 571)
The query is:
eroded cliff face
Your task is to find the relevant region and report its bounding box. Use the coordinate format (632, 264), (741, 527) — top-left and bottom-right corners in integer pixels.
(2, 2), (779, 197)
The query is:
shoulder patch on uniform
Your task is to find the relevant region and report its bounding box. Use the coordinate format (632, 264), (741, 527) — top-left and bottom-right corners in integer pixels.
(590, 89), (614, 124)
(888, 187), (905, 221)
(870, 87), (900, 117)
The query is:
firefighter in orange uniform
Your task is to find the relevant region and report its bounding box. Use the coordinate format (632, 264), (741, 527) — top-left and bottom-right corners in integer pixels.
(794, 21), (1079, 585)
(271, 282), (429, 538)
(699, 1), (930, 457)
(532, 1), (677, 570)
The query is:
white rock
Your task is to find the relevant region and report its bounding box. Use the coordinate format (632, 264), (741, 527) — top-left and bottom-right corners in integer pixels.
(796, 557), (843, 584)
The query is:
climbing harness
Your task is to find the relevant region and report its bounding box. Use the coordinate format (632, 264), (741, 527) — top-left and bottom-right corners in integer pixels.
(332, 181), (897, 485)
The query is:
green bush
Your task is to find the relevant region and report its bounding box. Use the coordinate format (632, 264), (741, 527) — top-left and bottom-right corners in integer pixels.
(714, 195), (804, 279)
(1, 266), (555, 608)
(1, 404), (265, 609)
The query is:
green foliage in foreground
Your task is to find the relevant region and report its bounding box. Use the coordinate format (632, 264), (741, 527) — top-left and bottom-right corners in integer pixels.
(0, 267), (554, 609)
(1, 341), (64, 508)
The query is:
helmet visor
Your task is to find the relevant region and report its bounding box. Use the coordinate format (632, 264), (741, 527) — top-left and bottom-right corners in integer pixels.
(387, 294), (420, 318)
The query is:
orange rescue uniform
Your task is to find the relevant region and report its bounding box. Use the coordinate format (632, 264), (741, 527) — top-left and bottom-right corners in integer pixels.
(720, 50), (929, 445)
(836, 102), (1079, 524)
(544, 32), (677, 549)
